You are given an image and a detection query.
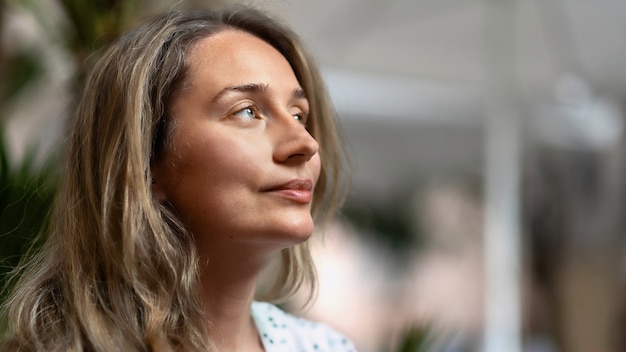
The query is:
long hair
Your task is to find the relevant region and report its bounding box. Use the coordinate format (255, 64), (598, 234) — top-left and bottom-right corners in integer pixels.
(0, 7), (348, 352)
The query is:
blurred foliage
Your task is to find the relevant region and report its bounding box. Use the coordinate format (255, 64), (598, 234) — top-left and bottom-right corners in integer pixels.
(0, 50), (42, 106)
(396, 325), (433, 352)
(342, 192), (424, 266)
(0, 132), (57, 301)
(0, 0), (140, 301)
(58, 0), (140, 81)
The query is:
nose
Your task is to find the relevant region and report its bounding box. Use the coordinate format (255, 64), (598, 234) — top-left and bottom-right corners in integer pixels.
(273, 116), (319, 164)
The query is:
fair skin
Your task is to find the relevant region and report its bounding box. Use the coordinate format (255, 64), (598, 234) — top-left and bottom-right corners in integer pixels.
(152, 29), (321, 351)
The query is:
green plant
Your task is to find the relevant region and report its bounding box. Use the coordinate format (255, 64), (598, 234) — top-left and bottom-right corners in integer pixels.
(0, 0), (141, 305)
(0, 132), (58, 301)
(396, 325), (434, 352)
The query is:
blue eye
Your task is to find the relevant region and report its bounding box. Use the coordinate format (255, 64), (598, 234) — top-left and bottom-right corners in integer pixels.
(234, 107), (257, 120)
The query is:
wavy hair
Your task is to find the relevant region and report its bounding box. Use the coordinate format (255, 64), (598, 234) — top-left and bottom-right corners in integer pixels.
(1, 7), (348, 352)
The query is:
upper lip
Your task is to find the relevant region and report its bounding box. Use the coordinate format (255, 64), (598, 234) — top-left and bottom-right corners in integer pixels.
(262, 178), (313, 192)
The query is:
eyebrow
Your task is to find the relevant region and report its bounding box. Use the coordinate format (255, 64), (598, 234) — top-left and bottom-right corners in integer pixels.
(211, 83), (307, 102)
(293, 87), (307, 99)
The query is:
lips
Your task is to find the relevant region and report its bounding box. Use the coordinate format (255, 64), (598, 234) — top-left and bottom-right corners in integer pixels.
(262, 179), (314, 204)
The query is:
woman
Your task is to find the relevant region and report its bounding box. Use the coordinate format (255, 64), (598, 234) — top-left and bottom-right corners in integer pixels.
(1, 6), (353, 352)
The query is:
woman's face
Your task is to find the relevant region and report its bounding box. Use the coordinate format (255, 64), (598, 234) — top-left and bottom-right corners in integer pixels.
(152, 30), (321, 253)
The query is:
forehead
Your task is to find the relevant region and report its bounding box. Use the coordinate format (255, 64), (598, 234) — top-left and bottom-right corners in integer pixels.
(184, 29), (299, 89)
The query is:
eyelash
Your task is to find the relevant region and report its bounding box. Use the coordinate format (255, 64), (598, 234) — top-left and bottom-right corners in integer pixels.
(233, 104), (259, 120)
(232, 104), (310, 128)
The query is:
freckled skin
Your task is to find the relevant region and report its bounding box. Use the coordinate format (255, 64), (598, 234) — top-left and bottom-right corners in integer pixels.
(152, 30), (321, 256)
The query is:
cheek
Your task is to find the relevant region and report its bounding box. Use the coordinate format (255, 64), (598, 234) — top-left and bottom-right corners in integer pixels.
(157, 143), (244, 231)
(164, 129), (269, 204)
(174, 139), (244, 193)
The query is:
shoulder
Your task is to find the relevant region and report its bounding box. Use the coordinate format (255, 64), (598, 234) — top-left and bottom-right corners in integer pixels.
(251, 301), (357, 352)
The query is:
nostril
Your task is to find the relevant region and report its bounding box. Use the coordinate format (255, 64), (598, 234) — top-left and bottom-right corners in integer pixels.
(276, 132), (318, 164)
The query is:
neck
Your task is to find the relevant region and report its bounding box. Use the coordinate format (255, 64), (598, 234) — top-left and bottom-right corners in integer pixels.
(199, 244), (273, 351)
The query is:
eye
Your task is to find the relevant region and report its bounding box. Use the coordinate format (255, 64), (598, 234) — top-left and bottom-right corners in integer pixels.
(293, 112), (308, 126)
(233, 106), (258, 120)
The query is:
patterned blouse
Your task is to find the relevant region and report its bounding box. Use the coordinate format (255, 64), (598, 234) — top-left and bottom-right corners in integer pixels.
(251, 301), (357, 352)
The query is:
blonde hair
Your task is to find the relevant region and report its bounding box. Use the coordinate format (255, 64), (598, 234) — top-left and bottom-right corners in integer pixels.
(1, 7), (348, 352)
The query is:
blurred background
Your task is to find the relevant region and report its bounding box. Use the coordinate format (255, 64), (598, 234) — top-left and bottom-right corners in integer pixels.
(2, 0), (626, 351)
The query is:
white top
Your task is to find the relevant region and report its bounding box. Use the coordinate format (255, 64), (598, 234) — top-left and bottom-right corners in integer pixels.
(251, 301), (357, 352)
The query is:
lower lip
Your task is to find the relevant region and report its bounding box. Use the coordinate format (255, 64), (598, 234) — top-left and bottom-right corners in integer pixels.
(265, 189), (313, 204)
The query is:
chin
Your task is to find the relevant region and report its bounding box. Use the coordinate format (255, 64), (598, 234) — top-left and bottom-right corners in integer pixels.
(284, 221), (315, 242)
(266, 217), (315, 247)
